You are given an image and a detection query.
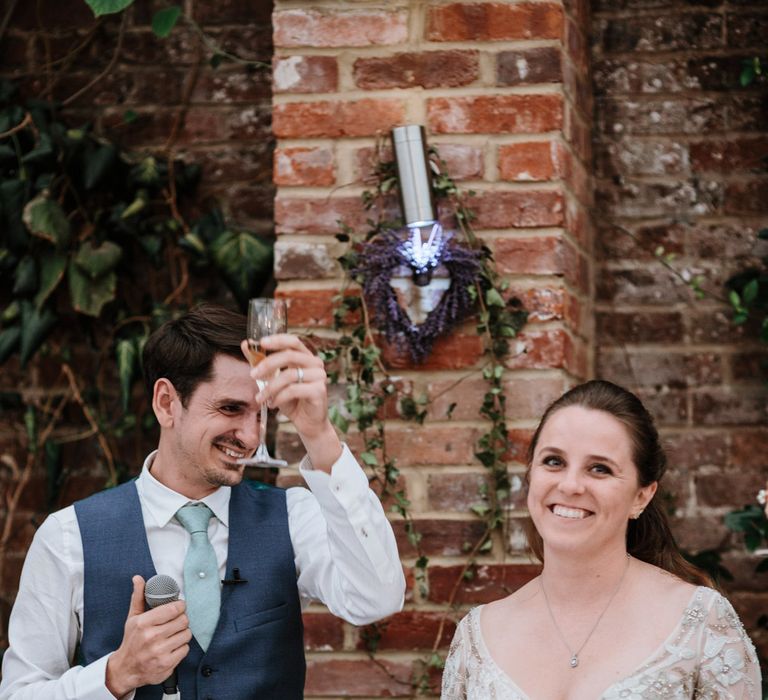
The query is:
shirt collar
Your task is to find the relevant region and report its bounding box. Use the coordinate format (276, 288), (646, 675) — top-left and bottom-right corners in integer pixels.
(136, 450), (231, 528)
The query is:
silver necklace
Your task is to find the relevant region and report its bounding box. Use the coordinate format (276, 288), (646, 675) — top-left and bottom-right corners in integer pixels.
(540, 554), (631, 669)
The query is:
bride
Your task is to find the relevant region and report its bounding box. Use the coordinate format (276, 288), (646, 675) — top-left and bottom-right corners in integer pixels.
(441, 380), (761, 699)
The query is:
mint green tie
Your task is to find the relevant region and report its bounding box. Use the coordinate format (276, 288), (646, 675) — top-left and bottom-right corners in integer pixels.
(176, 503), (220, 651)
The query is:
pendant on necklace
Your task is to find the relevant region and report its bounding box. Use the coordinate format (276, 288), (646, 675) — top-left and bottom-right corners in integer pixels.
(570, 655), (579, 668)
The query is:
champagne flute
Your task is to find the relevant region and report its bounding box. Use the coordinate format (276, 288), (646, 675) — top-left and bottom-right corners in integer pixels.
(239, 298), (288, 468)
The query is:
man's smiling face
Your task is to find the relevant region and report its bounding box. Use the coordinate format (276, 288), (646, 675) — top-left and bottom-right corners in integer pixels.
(168, 354), (260, 495)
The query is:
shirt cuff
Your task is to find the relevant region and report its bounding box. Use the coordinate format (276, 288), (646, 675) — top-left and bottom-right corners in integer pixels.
(298, 443), (370, 510)
(78, 653), (136, 700)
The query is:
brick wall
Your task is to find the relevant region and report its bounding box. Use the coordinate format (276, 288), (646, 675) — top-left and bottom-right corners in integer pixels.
(271, 1), (592, 695)
(591, 0), (768, 659)
(2, 0), (768, 695)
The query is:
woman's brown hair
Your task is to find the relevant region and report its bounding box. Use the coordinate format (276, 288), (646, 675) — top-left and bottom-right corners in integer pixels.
(524, 380), (713, 587)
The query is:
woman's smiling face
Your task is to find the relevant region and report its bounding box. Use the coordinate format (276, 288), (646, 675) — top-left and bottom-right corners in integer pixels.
(526, 405), (657, 557)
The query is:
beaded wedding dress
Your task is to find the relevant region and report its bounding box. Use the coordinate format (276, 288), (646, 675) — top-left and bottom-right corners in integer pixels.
(441, 587), (761, 699)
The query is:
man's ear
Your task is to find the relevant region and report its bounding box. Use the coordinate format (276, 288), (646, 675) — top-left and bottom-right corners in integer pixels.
(152, 378), (179, 428)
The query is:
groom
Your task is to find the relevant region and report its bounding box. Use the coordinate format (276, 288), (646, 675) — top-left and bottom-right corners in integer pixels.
(0, 304), (405, 699)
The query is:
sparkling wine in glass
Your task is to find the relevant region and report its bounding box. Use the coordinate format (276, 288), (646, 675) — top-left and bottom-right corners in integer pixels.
(239, 298), (288, 468)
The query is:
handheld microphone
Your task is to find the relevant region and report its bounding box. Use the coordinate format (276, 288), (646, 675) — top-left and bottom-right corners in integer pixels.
(144, 574), (181, 697)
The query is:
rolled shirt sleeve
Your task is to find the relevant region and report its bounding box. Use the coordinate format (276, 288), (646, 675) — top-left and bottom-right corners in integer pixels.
(291, 443), (405, 624)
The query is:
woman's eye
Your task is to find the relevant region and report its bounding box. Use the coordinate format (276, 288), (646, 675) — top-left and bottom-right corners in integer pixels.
(591, 463), (612, 475)
(542, 455), (563, 467)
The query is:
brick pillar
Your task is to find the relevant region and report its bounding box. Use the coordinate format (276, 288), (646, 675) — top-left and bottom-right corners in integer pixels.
(271, 2), (594, 695)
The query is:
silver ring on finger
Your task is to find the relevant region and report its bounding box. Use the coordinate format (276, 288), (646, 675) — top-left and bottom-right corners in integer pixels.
(296, 366), (304, 384)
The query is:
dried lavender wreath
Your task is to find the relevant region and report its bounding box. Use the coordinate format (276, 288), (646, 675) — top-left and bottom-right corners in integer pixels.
(350, 229), (482, 363)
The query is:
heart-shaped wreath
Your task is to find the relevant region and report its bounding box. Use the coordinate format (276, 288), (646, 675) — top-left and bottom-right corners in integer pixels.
(351, 229), (482, 363)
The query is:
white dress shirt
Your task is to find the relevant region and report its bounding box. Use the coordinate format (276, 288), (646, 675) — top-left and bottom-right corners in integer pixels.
(0, 445), (405, 700)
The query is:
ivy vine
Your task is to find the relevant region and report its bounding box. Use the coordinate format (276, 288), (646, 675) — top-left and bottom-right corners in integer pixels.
(324, 141), (527, 690)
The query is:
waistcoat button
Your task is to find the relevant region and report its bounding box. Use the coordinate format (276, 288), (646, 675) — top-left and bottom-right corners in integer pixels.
(201, 665), (213, 677)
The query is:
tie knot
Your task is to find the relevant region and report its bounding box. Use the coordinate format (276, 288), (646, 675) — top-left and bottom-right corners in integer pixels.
(176, 503), (213, 535)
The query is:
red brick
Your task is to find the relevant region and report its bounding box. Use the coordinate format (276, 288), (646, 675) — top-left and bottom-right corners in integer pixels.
(358, 610), (456, 651)
(273, 98), (405, 138)
(433, 143), (485, 180)
(272, 55), (338, 94)
(426, 470), (528, 512)
(595, 311), (685, 345)
(191, 0), (272, 25)
(381, 332), (485, 371)
(427, 3), (563, 41)
(506, 428), (534, 464)
(496, 47), (562, 86)
(303, 612), (345, 651)
(697, 466), (767, 509)
(599, 14), (723, 53)
(304, 658), (413, 697)
(393, 518), (487, 557)
(385, 425), (483, 466)
(426, 471), (489, 511)
(725, 180), (768, 215)
(498, 141), (560, 182)
(428, 94), (563, 135)
(472, 190), (564, 229)
(275, 196), (366, 234)
(354, 50), (479, 90)
(504, 329), (574, 372)
(514, 286), (566, 323)
(274, 147), (335, 187)
(190, 69), (271, 104)
(274, 8), (408, 48)
(191, 146), (272, 185)
(731, 429), (768, 469)
(274, 240), (341, 280)
(492, 235), (569, 275)
(599, 351), (723, 389)
(275, 288), (361, 328)
(177, 106), (271, 144)
(664, 432), (728, 471)
(692, 388), (768, 426)
(428, 563), (541, 604)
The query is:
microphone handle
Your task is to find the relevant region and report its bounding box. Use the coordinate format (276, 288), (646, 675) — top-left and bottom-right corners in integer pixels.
(162, 667), (178, 695)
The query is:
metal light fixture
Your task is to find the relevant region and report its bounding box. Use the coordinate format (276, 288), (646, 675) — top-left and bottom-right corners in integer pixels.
(391, 125), (446, 286)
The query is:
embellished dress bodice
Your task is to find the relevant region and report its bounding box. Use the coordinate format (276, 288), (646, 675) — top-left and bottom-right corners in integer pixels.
(441, 587), (761, 700)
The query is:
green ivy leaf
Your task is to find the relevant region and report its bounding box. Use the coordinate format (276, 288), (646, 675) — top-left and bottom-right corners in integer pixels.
(116, 337), (139, 411)
(360, 451), (378, 467)
(743, 278), (759, 305)
(329, 405), (349, 433)
(485, 287), (505, 307)
(73, 240), (123, 279)
(35, 251), (67, 309)
(84, 0), (134, 17)
(121, 189), (148, 219)
(209, 231), (272, 307)
(152, 5), (182, 38)
(19, 300), (57, 366)
(68, 264), (116, 317)
(12, 255), (37, 295)
(0, 325), (21, 364)
(22, 194), (71, 248)
(84, 143), (117, 190)
(0, 179), (28, 250)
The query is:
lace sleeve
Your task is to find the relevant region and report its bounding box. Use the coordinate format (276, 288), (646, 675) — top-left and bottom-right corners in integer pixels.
(440, 613), (471, 700)
(695, 591), (762, 699)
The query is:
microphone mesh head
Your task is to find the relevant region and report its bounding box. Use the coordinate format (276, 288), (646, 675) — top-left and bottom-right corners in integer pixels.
(144, 574), (180, 609)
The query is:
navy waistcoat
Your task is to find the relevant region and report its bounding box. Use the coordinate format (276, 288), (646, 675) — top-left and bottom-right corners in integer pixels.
(74, 479), (305, 699)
